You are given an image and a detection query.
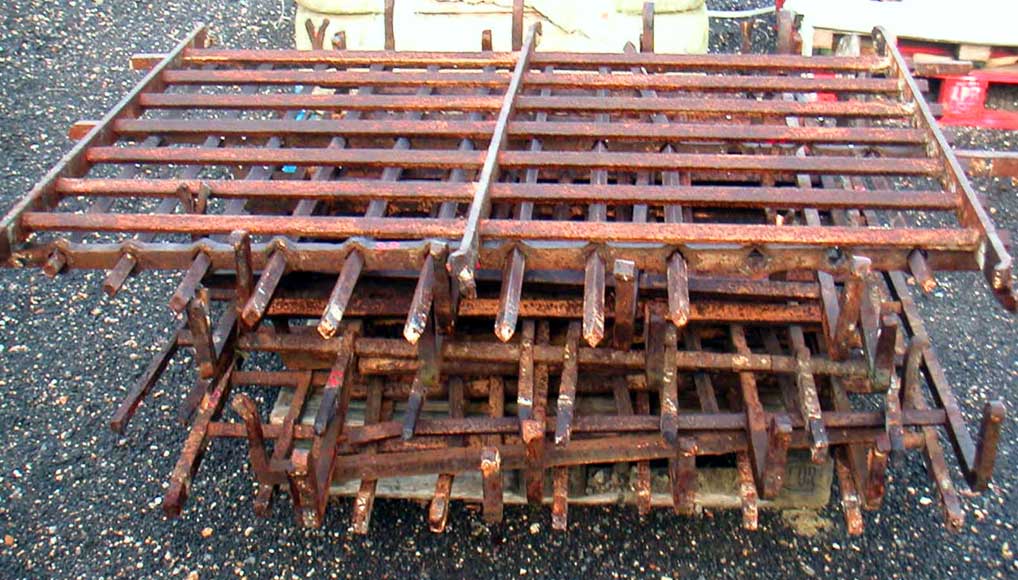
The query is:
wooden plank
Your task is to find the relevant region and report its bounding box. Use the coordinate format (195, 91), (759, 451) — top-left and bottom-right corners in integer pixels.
(957, 44), (991, 63)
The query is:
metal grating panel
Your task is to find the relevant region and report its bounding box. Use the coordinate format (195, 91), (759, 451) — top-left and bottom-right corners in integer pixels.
(0, 20), (1009, 534)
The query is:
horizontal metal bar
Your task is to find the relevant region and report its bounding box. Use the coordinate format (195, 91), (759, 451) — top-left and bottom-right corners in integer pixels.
(147, 264), (827, 301)
(257, 294), (823, 324)
(162, 69), (901, 93)
(22, 212), (980, 250)
(235, 331), (869, 377)
(328, 431), (911, 481)
(13, 236), (982, 279)
(55, 178), (957, 210)
(205, 408), (944, 443)
(86, 147), (942, 176)
(955, 149), (1018, 179)
(347, 407), (946, 444)
(170, 48), (889, 73)
(112, 118), (926, 145)
(139, 93), (912, 118)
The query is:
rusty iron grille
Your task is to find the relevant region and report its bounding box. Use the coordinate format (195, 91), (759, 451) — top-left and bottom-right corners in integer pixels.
(0, 20), (1008, 534)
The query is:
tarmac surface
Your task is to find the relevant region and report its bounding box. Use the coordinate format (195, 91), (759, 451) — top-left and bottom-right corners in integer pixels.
(0, 1), (1015, 578)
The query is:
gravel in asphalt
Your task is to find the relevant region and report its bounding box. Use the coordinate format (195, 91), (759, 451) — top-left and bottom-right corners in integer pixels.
(0, 1), (1015, 578)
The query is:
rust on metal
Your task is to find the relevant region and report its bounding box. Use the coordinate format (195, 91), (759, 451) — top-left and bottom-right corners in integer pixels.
(0, 17), (1010, 536)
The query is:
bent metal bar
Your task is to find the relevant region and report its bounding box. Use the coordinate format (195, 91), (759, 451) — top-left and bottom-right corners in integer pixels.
(0, 9), (1008, 536)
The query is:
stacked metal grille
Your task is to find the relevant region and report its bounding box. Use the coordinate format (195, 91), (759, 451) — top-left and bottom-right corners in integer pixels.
(1, 19), (1011, 534)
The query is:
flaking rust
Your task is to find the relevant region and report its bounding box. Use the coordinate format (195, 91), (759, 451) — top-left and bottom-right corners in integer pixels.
(0, 5), (1011, 536)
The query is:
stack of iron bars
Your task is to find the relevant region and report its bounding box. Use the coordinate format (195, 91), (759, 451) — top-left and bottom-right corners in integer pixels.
(1, 13), (1011, 535)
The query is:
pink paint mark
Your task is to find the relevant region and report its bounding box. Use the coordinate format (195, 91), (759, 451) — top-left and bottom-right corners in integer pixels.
(326, 369), (344, 390)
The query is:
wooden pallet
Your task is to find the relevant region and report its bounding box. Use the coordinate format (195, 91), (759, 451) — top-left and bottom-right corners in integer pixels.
(271, 386), (832, 511)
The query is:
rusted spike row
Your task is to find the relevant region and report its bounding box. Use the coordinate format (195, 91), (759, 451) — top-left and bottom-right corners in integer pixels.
(316, 65), (442, 339)
(0, 19), (1011, 537)
(253, 56), (387, 333)
(121, 247), (1004, 532)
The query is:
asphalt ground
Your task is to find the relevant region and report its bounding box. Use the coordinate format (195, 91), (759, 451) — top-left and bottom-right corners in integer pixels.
(0, 1), (1015, 578)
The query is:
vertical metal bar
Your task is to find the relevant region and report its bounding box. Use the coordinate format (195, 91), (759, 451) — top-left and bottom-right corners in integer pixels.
(163, 360), (235, 518)
(495, 249), (526, 342)
(684, 330), (720, 414)
(731, 325), (770, 496)
(480, 447), (503, 523)
(255, 371), (313, 515)
(317, 252), (364, 339)
(667, 252), (690, 328)
(735, 451), (760, 530)
(186, 288), (216, 379)
(582, 69), (611, 347)
(551, 466), (569, 530)
(429, 243), (457, 335)
(554, 321), (581, 445)
(908, 249), (937, 293)
(612, 259), (638, 350)
(512, 0), (524, 52)
(384, 0), (395, 50)
(761, 415), (792, 499)
(486, 376), (505, 441)
(351, 377), (384, 534)
(241, 251), (287, 328)
(403, 320), (441, 439)
(884, 373), (906, 461)
(671, 437), (697, 515)
(659, 322), (679, 445)
(634, 391), (653, 516)
(170, 253), (213, 314)
(517, 320), (536, 420)
(524, 320), (550, 504)
(864, 434), (890, 509)
(582, 248), (606, 347)
(231, 394), (272, 483)
(448, 23), (541, 294)
(612, 377), (634, 416)
(429, 473), (454, 532)
(109, 321), (183, 433)
(901, 339), (965, 529)
(290, 330), (357, 528)
(834, 449), (865, 534)
(429, 377), (465, 532)
(404, 254), (436, 344)
(313, 325), (360, 435)
(788, 326), (829, 462)
(640, 2), (655, 54)
(970, 401), (1005, 491)
(830, 256), (871, 360)
(859, 275), (897, 389)
(231, 230), (253, 313)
